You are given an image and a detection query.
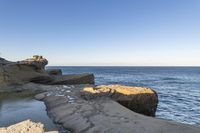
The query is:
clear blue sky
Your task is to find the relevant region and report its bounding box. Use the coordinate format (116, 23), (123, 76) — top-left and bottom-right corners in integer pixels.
(0, 0), (200, 66)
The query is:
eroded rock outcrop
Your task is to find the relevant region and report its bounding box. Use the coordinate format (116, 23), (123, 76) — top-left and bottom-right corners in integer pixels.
(81, 85), (158, 116)
(0, 56), (94, 87)
(18, 55), (48, 70)
(0, 57), (49, 85)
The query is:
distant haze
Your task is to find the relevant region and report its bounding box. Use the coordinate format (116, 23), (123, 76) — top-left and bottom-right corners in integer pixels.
(0, 0), (200, 66)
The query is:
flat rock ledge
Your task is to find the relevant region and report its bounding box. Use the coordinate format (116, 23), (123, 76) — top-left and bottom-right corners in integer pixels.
(34, 84), (200, 133)
(81, 85), (158, 116)
(0, 120), (58, 133)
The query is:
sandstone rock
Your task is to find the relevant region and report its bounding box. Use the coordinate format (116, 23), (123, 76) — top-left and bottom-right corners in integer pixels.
(29, 73), (94, 85)
(46, 69), (62, 76)
(50, 73), (95, 85)
(39, 84), (200, 133)
(0, 55), (49, 85)
(0, 56), (94, 87)
(19, 55), (48, 70)
(81, 85), (158, 116)
(0, 64), (50, 85)
(0, 120), (58, 133)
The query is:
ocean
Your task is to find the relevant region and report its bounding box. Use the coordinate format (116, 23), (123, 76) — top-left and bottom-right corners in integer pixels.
(47, 66), (200, 126)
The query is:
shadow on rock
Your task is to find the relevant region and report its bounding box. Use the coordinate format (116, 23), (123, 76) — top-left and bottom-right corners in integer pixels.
(81, 85), (158, 117)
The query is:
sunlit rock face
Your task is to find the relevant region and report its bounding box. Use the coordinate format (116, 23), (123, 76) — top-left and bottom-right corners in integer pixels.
(0, 120), (58, 133)
(19, 55), (48, 70)
(81, 85), (158, 116)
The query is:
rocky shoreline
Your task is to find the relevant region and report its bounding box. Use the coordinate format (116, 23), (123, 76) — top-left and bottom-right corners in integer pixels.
(0, 56), (200, 133)
(0, 120), (58, 133)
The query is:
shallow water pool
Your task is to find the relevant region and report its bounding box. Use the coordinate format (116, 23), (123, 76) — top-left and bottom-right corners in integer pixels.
(0, 92), (59, 132)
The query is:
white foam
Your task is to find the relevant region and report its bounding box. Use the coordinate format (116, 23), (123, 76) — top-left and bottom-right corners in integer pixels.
(55, 94), (65, 97)
(67, 95), (75, 100)
(66, 90), (71, 93)
(63, 85), (71, 88)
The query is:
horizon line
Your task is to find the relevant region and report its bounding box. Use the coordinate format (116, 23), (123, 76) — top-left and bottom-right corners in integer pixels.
(47, 65), (200, 67)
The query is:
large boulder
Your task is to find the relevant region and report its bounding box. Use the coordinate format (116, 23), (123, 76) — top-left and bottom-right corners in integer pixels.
(81, 85), (158, 116)
(18, 55), (48, 70)
(0, 55), (50, 85)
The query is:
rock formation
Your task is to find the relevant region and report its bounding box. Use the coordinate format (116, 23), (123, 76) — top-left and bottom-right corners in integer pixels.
(0, 120), (58, 133)
(18, 55), (48, 70)
(34, 84), (200, 133)
(81, 85), (158, 116)
(0, 56), (94, 86)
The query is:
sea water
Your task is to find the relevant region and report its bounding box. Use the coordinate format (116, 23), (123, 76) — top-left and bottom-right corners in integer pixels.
(0, 92), (59, 131)
(47, 66), (200, 126)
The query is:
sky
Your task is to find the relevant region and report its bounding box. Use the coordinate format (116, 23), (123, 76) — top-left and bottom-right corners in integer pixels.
(0, 0), (200, 66)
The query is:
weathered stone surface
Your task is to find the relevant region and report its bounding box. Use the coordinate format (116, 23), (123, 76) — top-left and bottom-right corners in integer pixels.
(29, 73), (94, 85)
(0, 120), (58, 133)
(0, 83), (47, 92)
(36, 84), (200, 133)
(0, 55), (49, 85)
(0, 63), (50, 85)
(0, 56), (94, 87)
(46, 69), (62, 76)
(1, 83), (199, 133)
(19, 55), (48, 69)
(50, 74), (95, 85)
(81, 85), (158, 116)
